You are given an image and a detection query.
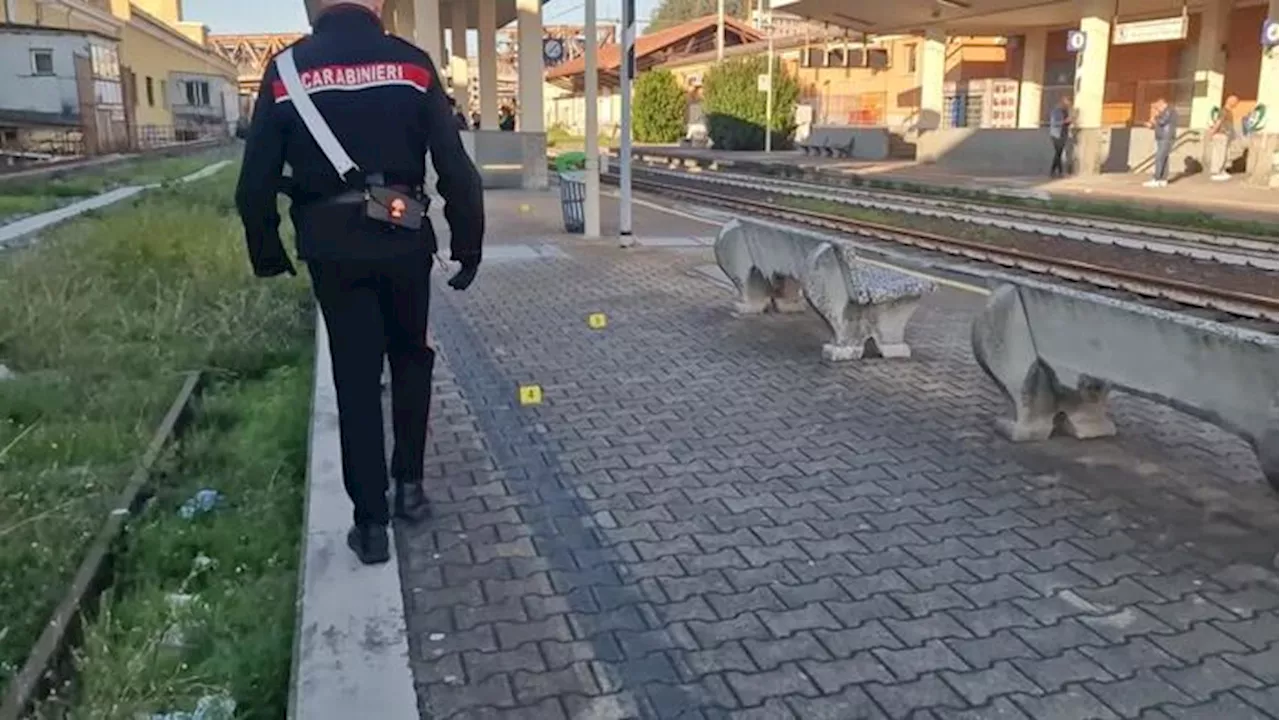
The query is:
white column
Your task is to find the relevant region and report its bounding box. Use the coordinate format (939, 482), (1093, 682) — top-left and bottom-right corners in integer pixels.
(584, 0), (600, 237)
(478, 0), (498, 129)
(918, 27), (945, 130)
(390, 0), (414, 41)
(449, 1), (469, 104)
(1190, 0), (1232, 128)
(414, 0), (442, 64)
(1247, 1), (1278, 185)
(1073, 0), (1111, 132)
(1258, 7), (1279, 136)
(1072, 0), (1112, 175)
(1018, 29), (1046, 128)
(516, 0), (544, 132)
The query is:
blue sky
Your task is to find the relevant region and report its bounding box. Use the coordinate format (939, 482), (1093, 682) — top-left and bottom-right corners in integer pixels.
(184, 0), (658, 34)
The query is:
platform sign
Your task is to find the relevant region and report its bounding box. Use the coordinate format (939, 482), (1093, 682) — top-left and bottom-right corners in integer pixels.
(986, 79), (1020, 129)
(1066, 30), (1087, 53)
(543, 38), (565, 65)
(1112, 16), (1187, 46)
(1263, 19), (1279, 47)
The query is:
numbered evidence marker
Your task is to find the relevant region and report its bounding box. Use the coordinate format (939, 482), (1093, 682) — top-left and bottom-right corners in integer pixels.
(587, 312), (608, 330)
(518, 384), (543, 406)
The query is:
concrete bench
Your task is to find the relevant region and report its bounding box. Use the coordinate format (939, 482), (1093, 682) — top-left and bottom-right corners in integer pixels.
(798, 126), (856, 158)
(714, 218), (936, 361)
(973, 280), (1279, 489)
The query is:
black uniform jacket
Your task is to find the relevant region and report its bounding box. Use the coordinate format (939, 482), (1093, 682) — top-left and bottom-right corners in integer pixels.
(234, 5), (484, 275)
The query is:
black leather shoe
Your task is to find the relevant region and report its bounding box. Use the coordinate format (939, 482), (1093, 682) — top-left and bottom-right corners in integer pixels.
(394, 480), (431, 523)
(347, 524), (390, 565)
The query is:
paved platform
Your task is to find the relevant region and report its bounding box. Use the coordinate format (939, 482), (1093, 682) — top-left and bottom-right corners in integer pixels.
(378, 187), (1279, 719)
(630, 146), (1280, 227)
(298, 187), (1277, 719)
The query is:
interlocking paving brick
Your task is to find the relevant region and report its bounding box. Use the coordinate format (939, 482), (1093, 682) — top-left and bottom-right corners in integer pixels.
(1086, 669), (1194, 717)
(1012, 687), (1121, 720)
(802, 653), (896, 692)
(725, 663), (820, 707)
(885, 614), (975, 646)
(866, 674), (968, 719)
(946, 630), (1041, 670)
(874, 640), (971, 681)
(743, 631), (833, 671)
(1014, 619), (1110, 656)
(941, 661), (1042, 705)
(1013, 649), (1114, 692)
(398, 247), (1277, 718)
(786, 685), (888, 720)
(1164, 693), (1276, 720)
(1223, 648), (1280, 685)
(1079, 637), (1184, 678)
(1156, 656), (1264, 700)
(1151, 622), (1250, 663)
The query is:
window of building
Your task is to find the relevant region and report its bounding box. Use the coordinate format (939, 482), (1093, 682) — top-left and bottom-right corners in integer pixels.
(89, 44), (120, 80)
(867, 48), (890, 70)
(826, 48), (845, 67)
(906, 44), (917, 73)
(183, 80), (211, 107)
(146, 77), (155, 106)
(31, 49), (55, 76)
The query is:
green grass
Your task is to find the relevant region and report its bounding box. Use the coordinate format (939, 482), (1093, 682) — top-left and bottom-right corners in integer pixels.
(0, 163), (313, 716)
(60, 366), (310, 719)
(0, 148), (234, 224)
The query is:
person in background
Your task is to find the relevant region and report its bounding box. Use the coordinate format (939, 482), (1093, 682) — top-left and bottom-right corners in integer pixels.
(1144, 97), (1177, 188)
(447, 96), (469, 131)
(499, 105), (516, 131)
(1207, 94), (1239, 181)
(1048, 96), (1072, 178)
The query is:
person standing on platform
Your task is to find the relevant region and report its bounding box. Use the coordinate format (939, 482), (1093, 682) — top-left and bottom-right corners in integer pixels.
(234, 0), (485, 565)
(1048, 96), (1073, 178)
(1145, 97), (1177, 188)
(1207, 94), (1239, 181)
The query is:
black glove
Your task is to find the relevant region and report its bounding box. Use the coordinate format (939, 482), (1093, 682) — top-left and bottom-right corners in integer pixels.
(447, 257), (479, 291)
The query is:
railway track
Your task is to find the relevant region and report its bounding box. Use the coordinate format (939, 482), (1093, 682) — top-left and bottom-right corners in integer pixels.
(603, 169), (1279, 326)
(630, 161), (1279, 269)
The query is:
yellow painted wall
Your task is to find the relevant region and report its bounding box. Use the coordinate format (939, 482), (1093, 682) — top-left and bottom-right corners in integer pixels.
(121, 16), (235, 127)
(9, 0), (119, 33)
(6, 0), (233, 128)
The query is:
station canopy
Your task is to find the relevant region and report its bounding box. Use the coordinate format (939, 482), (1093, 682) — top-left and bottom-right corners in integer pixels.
(770, 0), (1264, 35)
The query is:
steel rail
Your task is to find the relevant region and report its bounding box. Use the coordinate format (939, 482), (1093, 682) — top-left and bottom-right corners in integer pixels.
(631, 163), (1278, 267)
(606, 171), (1279, 322)
(629, 150), (1274, 248)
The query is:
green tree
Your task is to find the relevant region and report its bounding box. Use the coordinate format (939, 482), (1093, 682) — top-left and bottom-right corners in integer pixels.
(646, 0), (749, 33)
(633, 70), (688, 143)
(702, 56), (799, 150)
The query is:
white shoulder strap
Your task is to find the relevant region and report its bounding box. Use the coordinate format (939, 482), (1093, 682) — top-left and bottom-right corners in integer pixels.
(276, 48), (359, 179)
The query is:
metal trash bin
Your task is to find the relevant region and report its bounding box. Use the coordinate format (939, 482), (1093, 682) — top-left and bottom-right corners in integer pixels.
(558, 170), (585, 234)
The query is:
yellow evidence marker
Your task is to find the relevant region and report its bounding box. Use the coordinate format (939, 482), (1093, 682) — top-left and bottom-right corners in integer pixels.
(518, 384), (543, 406)
(519, 203), (532, 213)
(587, 313), (608, 330)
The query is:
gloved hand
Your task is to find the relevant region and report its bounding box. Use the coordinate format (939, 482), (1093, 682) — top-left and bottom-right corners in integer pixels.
(447, 256), (479, 291)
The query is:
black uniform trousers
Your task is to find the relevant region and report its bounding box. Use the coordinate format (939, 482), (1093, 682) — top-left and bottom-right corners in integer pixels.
(309, 253), (434, 526)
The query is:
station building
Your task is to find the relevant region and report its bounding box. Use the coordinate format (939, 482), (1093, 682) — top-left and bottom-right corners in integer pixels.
(0, 0), (238, 157)
(773, 0), (1279, 184)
